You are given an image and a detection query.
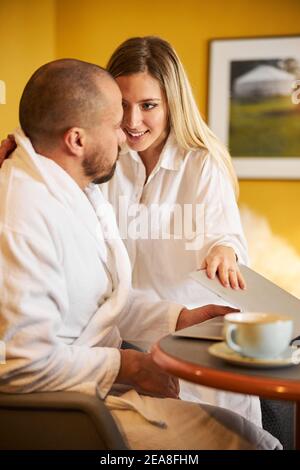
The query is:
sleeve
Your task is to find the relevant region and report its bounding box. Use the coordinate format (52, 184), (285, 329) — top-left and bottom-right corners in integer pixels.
(0, 228), (120, 398)
(117, 289), (183, 347)
(196, 154), (249, 266)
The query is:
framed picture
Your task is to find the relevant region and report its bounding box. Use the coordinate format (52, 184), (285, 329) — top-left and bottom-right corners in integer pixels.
(208, 36), (300, 179)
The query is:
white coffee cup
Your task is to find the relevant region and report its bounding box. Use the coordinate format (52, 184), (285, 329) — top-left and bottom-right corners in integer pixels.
(224, 312), (293, 359)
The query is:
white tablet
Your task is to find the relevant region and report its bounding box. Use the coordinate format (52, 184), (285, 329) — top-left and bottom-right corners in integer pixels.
(189, 264), (300, 340)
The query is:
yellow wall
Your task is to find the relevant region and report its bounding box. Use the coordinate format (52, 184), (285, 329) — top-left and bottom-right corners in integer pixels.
(0, 0), (55, 136)
(1, 0), (300, 254)
(55, 0), (300, 113)
(55, 0), (300, 255)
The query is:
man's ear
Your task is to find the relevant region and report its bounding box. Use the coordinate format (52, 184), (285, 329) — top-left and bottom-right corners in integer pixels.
(63, 127), (86, 157)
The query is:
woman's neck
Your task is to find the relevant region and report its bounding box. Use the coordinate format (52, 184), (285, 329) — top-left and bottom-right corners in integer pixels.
(138, 131), (169, 179)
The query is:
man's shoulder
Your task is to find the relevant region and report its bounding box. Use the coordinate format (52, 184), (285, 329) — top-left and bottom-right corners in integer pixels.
(0, 162), (62, 237)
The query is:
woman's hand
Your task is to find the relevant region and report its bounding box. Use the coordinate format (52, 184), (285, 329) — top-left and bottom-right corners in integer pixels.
(0, 135), (16, 166)
(203, 245), (246, 289)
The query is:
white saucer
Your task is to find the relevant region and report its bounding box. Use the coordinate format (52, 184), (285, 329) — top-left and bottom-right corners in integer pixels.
(208, 342), (299, 369)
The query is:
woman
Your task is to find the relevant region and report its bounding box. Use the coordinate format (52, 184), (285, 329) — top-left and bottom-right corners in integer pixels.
(103, 36), (247, 301)
(102, 36), (261, 426)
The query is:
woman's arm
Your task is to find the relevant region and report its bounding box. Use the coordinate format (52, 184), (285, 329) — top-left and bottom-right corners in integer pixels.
(196, 154), (248, 289)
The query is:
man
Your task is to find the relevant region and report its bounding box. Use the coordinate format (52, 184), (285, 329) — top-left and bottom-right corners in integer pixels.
(0, 59), (279, 449)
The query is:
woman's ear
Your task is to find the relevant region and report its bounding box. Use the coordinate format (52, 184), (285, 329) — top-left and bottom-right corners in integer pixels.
(63, 127), (86, 157)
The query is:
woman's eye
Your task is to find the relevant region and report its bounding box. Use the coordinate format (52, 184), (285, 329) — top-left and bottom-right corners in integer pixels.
(142, 103), (156, 111)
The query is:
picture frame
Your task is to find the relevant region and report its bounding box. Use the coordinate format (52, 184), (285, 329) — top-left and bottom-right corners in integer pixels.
(208, 36), (300, 179)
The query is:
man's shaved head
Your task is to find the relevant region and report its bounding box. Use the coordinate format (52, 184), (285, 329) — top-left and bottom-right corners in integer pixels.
(19, 59), (112, 147)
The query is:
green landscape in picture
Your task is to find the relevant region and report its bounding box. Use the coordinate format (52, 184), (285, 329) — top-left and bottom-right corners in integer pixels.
(229, 96), (300, 157)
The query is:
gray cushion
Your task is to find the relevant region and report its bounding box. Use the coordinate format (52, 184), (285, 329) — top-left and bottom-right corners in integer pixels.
(260, 398), (295, 449)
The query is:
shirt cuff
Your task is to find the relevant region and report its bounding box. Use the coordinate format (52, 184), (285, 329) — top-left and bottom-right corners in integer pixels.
(97, 347), (121, 399)
(167, 302), (185, 333)
(207, 241), (239, 259)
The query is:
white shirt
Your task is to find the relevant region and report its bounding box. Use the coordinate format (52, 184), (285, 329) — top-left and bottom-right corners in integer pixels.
(102, 133), (261, 426)
(102, 132), (248, 307)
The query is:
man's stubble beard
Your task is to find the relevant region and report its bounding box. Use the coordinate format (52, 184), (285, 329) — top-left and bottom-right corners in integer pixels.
(92, 161), (117, 184)
(82, 148), (119, 185)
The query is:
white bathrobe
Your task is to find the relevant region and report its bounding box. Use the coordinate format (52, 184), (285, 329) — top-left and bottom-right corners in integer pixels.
(0, 130), (280, 449)
(0, 129), (182, 397)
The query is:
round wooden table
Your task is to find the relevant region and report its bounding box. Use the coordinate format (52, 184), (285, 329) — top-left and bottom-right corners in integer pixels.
(152, 335), (300, 449)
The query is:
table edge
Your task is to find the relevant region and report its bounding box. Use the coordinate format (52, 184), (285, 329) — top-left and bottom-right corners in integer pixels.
(151, 340), (300, 401)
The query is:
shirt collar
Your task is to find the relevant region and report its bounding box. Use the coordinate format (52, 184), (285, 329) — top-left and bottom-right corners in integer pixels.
(120, 130), (185, 171)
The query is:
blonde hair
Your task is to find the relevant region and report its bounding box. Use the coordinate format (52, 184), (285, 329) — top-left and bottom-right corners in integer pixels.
(107, 36), (239, 197)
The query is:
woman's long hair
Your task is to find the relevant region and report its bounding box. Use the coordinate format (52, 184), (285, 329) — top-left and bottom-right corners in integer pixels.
(107, 36), (238, 197)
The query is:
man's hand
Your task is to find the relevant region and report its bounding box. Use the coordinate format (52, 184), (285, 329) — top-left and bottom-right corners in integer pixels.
(176, 304), (239, 331)
(116, 349), (179, 399)
(0, 135), (16, 166)
(202, 245), (246, 289)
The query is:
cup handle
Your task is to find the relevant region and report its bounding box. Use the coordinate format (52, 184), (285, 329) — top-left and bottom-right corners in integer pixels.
(226, 324), (242, 354)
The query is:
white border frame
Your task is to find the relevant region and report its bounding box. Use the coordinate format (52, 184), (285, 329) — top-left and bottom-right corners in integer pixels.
(208, 36), (300, 179)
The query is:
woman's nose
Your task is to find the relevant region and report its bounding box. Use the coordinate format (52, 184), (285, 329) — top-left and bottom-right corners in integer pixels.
(124, 106), (142, 128)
